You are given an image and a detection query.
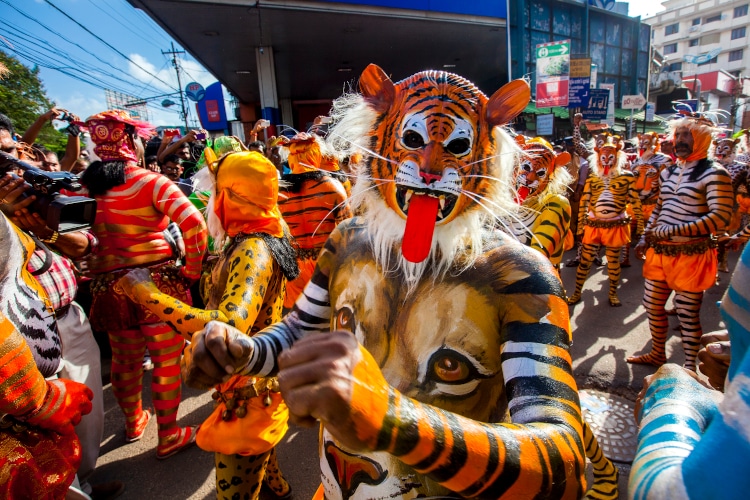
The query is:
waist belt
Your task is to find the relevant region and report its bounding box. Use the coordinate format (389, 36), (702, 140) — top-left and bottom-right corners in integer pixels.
(212, 377), (280, 420)
(296, 247), (320, 260)
(650, 237), (717, 256)
(585, 215), (631, 229)
(642, 199), (658, 206)
(54, 303), (71, 319)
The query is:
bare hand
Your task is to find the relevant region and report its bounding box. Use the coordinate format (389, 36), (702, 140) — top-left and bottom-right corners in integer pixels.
(277, 330), (388, 451)
(634, 363), (713, 423)
(181, 321), (254, 389)
(635, 239), (648, 260)
(698, 330), (730, 391)
(117, 268), (154, 300)
(574, 113), (582, 127)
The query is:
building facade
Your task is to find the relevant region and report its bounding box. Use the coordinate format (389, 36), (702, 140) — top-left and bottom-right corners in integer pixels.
(646, 0), (750, 126)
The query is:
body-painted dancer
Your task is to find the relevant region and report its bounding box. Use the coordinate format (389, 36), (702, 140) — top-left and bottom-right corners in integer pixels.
(119, 151), (298, 499)
(183, 65), (590, 499)
(567, 136), (643, 307)
(629, 242), (750, 500)
(78, 110), (208, 459)
(622, 132), (673, 267)
(628, 113), (733, 371)
(712, 136), (749, 273)
(278, 132), (351, 309)
(510, 136), (619, 499)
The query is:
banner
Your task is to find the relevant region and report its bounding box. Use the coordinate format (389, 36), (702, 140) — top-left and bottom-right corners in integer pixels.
(600, 83), (616, 127)
(536, 113), (554, 136)
(581, 89), (609, 120)
(535, 40), (570, 108)
(196, 82), (228, 132)
(568, 58), (591, 108)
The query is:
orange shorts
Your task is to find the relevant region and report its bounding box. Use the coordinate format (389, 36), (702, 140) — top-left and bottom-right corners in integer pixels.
(582, 224), (631, 248)
(738, 193), (750, 214)
(284, 256), (316, 309)
(643, 247), (717, 292)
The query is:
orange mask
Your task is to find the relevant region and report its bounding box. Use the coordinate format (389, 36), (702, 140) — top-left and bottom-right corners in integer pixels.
(684, 127), (712, 162)
(288, 133), (322, 174)
(213, 151), (284, 238)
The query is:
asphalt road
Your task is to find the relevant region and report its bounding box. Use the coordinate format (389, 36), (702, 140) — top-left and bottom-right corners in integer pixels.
(88, 248), (737, 500)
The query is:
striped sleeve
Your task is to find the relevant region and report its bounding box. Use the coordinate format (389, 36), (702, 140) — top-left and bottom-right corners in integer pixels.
(151, 176), (208, 280)
(0, 313), (47, 418)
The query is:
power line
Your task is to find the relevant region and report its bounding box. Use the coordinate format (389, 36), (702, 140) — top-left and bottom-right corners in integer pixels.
(43, 0), (177, 91)
(0, 0), (167, 93)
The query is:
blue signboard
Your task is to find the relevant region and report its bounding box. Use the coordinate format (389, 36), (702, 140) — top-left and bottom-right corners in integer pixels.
(315, 0), (505, 18)
(196, 82), (228, 132)
(185, 82), (205, 102)
(582, 89), (609, 120)
(568, 77), (591, 108)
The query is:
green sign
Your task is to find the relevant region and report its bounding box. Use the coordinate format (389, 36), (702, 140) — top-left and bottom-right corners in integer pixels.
(536, 42), (570, 59)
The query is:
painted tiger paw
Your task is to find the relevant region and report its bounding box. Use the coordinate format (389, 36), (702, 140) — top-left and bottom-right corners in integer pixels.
(608, 297), (622, 307)
(567, 294), (581, 305)
(626, 353), (666, 367)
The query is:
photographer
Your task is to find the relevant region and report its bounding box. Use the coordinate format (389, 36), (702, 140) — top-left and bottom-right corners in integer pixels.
(0, 173), (124, 499)
(22, 108), (82, 172)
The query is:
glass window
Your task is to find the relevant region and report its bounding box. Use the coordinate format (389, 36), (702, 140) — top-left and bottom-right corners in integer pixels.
(530, 1), (550, 31)
(622, 22), (633, 47)
(735, 5), (748, 17)
(665, 23), (679, 36)
(704, 14), (721, 23)
(531, 30), (550, 61)
(590, 42), (605, 70)
(692, 18), (701, 26)
(700, 33), (720, 45)
(697, 56), (718, 66)
(639, 25), (651, 52)
(663, 43), (678, 54)
(729, 49), (744, 62)
(732, 27), (746, 39)
(570, 14), (582, 39)
(621, 77), (632, 98)
(621, 49), (634, 76)
(605, 46), (621, 74)
(553, 6), (570, 36)
(689, 39), (699, 47)
(665, 62), (683, 72)
(590, 15), (605, 45)
(607, 21), (622, 46)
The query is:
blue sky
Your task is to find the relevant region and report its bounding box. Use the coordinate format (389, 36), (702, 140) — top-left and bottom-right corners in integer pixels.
(2, 0), (664, 128)
(1, 0), (227, 127)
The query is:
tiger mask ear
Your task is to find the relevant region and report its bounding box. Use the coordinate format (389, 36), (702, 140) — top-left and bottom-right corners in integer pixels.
(486, 79), (531, 129)
(555, 151), (571, 168)
(359, 64), (396, 114)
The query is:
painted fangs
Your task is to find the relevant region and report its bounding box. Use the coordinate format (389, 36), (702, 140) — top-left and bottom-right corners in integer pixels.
(404, 190), (414, 205)
(439, 196), (446, 210)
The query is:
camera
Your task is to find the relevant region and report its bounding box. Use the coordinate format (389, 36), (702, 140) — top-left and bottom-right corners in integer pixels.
(0, 151), (97, 233)
(53, 111), (82, 137)
(194, 132), (206, 140)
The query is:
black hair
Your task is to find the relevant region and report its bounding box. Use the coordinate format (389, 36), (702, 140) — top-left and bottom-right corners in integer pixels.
(0, 113), (15, 135)
(145, 155), (158, 164)
(80, 160), (127, 196)
(247, 140), (266, 153)
(163, 154), (182, 164)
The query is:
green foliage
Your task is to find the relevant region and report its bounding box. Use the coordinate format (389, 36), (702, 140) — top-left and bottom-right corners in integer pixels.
(0, 50), (67, 154)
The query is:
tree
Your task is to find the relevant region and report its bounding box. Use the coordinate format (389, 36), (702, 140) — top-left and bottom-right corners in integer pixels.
(0, 50), (66, 154)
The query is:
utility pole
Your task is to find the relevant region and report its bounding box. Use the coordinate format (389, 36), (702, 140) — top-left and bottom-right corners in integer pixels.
(162, 42), (189, 132)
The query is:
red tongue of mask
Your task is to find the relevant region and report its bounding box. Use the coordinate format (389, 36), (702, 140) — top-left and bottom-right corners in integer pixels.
(516, 186), (530, 204)
(402, 194), (440, 263)
(603, 165), (611, 176)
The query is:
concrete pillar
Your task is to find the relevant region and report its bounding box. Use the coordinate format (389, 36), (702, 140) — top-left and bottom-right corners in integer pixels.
(255, 46), (280, 126)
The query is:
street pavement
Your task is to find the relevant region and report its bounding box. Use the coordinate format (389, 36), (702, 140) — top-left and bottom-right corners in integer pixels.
(88, 248), (737, 499)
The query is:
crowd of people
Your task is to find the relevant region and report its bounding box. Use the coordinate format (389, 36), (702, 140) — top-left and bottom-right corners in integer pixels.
(1, 59), (749, 499)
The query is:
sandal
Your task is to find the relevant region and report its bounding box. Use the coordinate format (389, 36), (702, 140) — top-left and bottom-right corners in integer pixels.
(156, 426), (197, 460)
(125, 409), (153, 443)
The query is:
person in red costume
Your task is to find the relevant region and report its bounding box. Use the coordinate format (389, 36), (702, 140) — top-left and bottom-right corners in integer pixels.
(77, 110), (208, 459)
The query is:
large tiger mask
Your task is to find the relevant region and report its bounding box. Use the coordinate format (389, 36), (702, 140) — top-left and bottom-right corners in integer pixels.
(330, 64), (530, 273)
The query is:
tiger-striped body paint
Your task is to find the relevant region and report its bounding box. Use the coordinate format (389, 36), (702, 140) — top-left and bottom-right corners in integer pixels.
(233, 65), (588, 499)
(629, 243), (750, 500)
(629, 117), (734, 370)
(568, 138), (642, 307)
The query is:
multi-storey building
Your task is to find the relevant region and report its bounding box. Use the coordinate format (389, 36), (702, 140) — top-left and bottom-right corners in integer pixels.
(646, 0), (750, 125)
